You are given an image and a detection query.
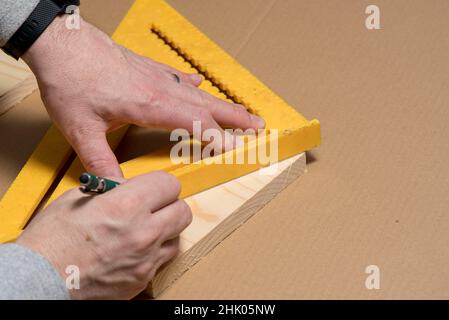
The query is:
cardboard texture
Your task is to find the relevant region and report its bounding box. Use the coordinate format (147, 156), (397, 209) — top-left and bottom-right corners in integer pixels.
(151, 153), (307, 297)
(1, 0), (448, 299)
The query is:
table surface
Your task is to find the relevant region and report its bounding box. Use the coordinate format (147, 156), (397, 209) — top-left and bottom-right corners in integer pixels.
(1, 0), (448, 299)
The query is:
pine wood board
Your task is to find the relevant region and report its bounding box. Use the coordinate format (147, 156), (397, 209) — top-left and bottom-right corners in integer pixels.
(0, 0), (320, 243)
(149, 152), (306, 297)
(0, 52), (37, 115)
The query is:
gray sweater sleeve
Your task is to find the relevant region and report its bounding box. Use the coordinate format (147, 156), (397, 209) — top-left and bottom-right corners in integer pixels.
(0, 244), (69, 300)
(0, 0), (40, 46)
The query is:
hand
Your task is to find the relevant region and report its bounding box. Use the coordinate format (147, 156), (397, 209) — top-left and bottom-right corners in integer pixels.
(22, 15), (265, 177)
(16, 171), (191, 299)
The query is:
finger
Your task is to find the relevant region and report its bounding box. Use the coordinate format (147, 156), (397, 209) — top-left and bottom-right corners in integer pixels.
(166, 94), (250, 150)
(163, 100), (239, 151)
(102, 171), (181, 213)
(188, 73), (203, 87)
(135, 238), (180, 283)
(134, 93), (216, 131)
(69, 130), (123, 178)
(150, 200), (192, 242)
(170, 85), (265, 129)
(149, 59), (202, 87)
(135, 53), (202, 87)
(133, 94), (241, 151)
(162, 68), (202, 87)
(157, 237), (180, 265)
(211, 101), (265, 130)
(124, 49), (202, 87)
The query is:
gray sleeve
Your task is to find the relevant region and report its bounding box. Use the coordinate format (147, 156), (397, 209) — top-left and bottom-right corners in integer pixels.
(0, 244), (70, 300)
(0, 0), (40, 46)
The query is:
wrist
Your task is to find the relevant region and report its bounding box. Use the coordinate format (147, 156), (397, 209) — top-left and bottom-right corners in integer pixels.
(22, 15), (85, 76)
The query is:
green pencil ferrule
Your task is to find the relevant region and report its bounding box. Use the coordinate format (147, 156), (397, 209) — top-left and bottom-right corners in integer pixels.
(79, 173), (120, 194)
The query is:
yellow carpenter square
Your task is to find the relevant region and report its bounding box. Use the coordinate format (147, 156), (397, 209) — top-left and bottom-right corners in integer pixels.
(0, 0), (320, 243)
(0, 126), (71, 235)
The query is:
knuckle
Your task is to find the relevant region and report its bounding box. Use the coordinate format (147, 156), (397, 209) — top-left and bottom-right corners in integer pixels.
(150, 171), (181, 195)
(67, 126), (93, 145)
(177, 200), (193, 226)
(100, 216), (123, 234)
(145, 89), (159, 107)
(128, 232), (151, 252)
(196, 108), (212, 124)
(231, 103), (245, 115)
(232, 104), (252, 123)
(194, 90), (210, 107)
(117, 195), (140, 212)
(133, 262), (153, 282)
(146, 227), (162, 244)
(83, 157), (113, 174)
(166, 244), (179, 261)
(136, 86), (161, 111)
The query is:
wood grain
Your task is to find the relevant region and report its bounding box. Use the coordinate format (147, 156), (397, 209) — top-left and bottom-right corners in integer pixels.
(149, 152), (306, 297)
(0, 52), (37, 115)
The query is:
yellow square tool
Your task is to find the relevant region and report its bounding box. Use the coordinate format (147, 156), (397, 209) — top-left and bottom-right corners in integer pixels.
(0, 0), (320, 243)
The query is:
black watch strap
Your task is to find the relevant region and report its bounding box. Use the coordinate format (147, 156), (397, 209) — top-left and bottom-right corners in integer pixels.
(2, 0), (80, 60)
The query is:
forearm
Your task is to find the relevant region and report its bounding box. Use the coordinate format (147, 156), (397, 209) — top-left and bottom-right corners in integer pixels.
(0, 244), (69, 300)
(0, 0), (40, 46)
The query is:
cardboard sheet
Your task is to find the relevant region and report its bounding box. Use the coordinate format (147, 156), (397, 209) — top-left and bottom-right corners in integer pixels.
(1, 0), (448, 299)
(161, 0), (449, 299)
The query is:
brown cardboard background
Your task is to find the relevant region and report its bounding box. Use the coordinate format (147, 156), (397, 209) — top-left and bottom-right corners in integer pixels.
(162, 0), (449, 299)
(1, 0), (448, 299)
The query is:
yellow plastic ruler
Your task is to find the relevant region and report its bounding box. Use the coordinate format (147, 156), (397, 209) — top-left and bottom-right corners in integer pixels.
(0, 0), (320, 243)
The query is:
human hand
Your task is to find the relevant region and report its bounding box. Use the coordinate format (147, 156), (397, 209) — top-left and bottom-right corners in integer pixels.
(16, 171), (191, 299)
(22, 15), (265, 177)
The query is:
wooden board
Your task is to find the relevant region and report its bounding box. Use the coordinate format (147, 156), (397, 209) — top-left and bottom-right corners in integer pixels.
(0, 1), (314, 297)
(0, 0), (320, 243)
(149, 152), (306, 297)
(0, 52), (37, 115)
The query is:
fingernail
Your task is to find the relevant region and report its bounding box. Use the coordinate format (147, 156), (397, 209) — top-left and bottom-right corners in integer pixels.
(251, 115), (266, 128)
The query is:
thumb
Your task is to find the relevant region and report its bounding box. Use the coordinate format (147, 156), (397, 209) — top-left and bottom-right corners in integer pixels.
(70, 131), (123, 178)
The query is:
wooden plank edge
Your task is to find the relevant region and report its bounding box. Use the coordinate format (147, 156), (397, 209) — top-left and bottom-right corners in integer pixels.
(0, 75), (38, 116)
(148, 152), (307, 297)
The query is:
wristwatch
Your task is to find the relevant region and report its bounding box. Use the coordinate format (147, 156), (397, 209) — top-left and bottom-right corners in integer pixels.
(2, 0), (80, 60)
